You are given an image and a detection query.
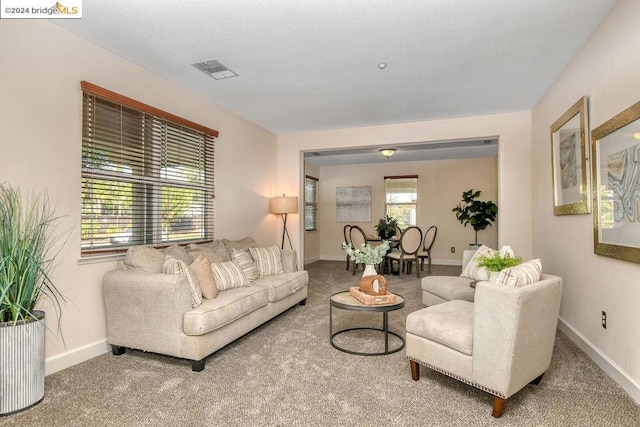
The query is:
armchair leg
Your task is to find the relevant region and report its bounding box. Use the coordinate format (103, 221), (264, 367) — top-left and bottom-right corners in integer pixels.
(492, 396), (505, 418)
(410, 360), (420, 381)
(191, 359), (205, 372)
(111, 345), (125, 356)
(530, 373), (544, 385)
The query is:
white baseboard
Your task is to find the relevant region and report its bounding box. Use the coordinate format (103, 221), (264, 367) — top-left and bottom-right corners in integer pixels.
(45, 339), (110, 376)
(558, 317), (640, 404)
(304, 256), (321, 265)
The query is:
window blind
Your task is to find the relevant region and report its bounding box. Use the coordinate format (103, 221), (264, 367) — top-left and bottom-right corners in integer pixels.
(304, 175), (318, 231)
(384, 175), (418, 228)
(81, 82), (217, 256)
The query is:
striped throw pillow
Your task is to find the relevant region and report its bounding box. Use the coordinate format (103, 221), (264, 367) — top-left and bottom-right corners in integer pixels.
(460, 245), (496, 281)
(231, 249), (258, 282)
(495, 259), (542, 287)
(249, 246), (284, 277)
(210, 261), (249, 291)
(162, 255), (203, 307)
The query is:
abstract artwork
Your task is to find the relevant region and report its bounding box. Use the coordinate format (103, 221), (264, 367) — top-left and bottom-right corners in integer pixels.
(336, 186), (371, 223)
(607, 144), (640, 224)
(592, 99), (640, 263)
(551, 96), (590, 215)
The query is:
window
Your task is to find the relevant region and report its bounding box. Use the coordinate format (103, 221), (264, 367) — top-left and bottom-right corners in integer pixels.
(304, 175), (318, 231)
(81, 82), (218, 256)
(384, 175), (418, 229)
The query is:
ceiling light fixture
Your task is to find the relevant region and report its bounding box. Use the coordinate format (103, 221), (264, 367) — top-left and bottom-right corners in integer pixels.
(378, 63), (387, 70)
(379, 148), (396, 159)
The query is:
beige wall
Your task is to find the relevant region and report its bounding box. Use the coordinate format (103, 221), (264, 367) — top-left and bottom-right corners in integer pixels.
(278, 111), (532, 264)
(0, 20), (279, 373)
(314, 157), (498, 263)
(531, 0), (640, 398)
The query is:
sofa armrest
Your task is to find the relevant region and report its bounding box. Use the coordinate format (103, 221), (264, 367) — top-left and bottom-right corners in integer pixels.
(102, 269), (192, 358)
(281, 249), (298, 272)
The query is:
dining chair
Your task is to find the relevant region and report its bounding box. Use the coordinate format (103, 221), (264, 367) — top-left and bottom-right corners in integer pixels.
(386, 226), (423, 278)
(349, 225), (367, 275)
(343, 224), (352, 271)
(417, 225), (438, 274)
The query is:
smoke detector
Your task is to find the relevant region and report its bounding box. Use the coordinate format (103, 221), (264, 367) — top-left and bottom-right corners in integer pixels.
(191, 59), (238, 80)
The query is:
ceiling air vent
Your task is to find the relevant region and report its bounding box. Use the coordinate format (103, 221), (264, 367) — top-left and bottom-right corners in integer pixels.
(192, 59), (238, 80)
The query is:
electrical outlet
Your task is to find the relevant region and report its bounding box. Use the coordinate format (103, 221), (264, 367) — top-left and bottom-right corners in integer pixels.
(601, 311), (607, 329)
(450, 247), (455, 253)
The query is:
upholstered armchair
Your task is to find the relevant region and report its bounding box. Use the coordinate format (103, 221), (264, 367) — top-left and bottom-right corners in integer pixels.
(406, 273), (562, 417)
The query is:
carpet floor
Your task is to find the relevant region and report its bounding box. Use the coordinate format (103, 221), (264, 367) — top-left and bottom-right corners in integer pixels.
(1, 260), (638, 426)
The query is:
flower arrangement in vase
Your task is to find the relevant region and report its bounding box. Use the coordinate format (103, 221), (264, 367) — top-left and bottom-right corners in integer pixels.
(341, 240), (390, 269)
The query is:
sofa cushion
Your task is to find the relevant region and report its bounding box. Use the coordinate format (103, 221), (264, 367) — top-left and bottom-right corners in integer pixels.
(123, 246), (165, 273)
(422, 276), (475, 302)
(187, 240), (229, 263)
(211, 261), (249, 291)
(406, 301), (474, 355)
(190, 255), (218, 299)
(249, 246), (284, 276)
(222, 237), (257, 258)
(162, 255), (202, 307)
(252, 271), (308, 303)
(231, 248), (258, 282)
(495, 259), (542, 287)
(183, 286), (268, 336)
(460, 245), (496, 281)
(162, 244), (194, 264)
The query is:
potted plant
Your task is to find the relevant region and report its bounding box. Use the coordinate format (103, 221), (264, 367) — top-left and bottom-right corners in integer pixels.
(0, 183), (67, 415)
(452, 189), (498, 248)
(474, 251), (521, 279)
(375, 215), (399, 240)
(341, 240), (390, 276)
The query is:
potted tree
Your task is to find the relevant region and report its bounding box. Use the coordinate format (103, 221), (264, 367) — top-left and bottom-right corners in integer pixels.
(452, 189), (498, 248)
(375, 215), (399, 240)
(0, 183), (67, 415)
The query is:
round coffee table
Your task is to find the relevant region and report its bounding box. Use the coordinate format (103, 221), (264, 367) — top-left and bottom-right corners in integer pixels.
(329, 290), (405, 356)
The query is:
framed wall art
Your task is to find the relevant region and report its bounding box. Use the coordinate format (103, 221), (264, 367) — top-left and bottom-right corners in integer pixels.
(550, 96), (590, 215)
(592, 100), (640, 263)
(336, 186), (371, 222)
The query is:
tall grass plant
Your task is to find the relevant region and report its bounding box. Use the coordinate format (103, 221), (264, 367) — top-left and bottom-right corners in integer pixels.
(0, 183), (66, 324)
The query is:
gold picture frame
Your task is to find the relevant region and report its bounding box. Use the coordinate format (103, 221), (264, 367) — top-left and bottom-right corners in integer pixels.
(550, 96), (590, 215)
(592, 100), (640, 263)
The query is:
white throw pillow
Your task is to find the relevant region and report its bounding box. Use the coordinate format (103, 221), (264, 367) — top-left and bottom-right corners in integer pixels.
(460, 245), (496, 281)
(162, 255), (203, 307)
(495, 259), (542, 287)
(210, 261), (249, 291)
(249, 246), (284, 277)
(231, 249), (259, 282)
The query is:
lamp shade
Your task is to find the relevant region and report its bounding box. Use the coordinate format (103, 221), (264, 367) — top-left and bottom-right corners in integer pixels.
(270, 196), (298, 214)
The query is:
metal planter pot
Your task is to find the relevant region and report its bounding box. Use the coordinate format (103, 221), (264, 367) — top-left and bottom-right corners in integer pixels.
(0, 310), (45, 416)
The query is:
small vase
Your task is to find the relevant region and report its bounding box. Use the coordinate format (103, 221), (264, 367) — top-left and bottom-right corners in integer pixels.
(489, 271), (500, 282)
(362, 264), (381, 293)
(362, 264), (377, 277)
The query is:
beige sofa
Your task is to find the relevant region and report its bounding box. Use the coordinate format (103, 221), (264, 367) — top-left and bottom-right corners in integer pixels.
(421, 249), (476, 306)
(102, 238), (308, 371)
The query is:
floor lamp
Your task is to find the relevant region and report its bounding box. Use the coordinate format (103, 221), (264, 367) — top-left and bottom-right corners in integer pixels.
(270, 194), (298, 250)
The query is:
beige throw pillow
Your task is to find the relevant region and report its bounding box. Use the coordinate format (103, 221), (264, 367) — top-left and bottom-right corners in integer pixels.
(249, 246), (284, 277)
(460, 245), (496, 281)
(210, 261), (249, 291)
(187, 240), (228, 263)
(231, 249), (258, 282)
(162, 255), (202, 307)
(190, 255), (218, 299)
(163, 244), (194, 264)
(123, 246), (165, 273)
(495, 259), (542, 287)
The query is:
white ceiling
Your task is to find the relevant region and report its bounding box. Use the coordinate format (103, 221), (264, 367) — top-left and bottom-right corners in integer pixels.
(54, 0), (617, 135)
